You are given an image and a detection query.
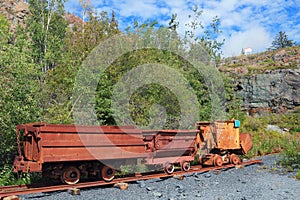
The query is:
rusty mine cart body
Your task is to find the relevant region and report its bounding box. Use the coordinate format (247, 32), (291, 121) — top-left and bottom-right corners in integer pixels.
(13, 120), (252, 184)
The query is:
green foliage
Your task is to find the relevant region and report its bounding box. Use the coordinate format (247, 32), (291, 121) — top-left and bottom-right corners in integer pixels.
(240, 114), (300, 173)
(265, 113), (300, 133)
(0, 14), (10, 45)
(177, 5), (224, 62)
(270, 31), (295, 50)
(280, 140), (300, 166)
(42, 9), (119, 124)
(94, 8), (226, 126)
(296, 170), (300, 180)
(0, 21), (41, 165)
(38, 4), (225, 127)
(27, 0), (67, 73)
(95, 47), (214, 128)
(0, 165), (31, 186)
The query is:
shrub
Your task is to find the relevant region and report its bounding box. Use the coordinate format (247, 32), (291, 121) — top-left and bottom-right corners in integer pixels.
(0, 165), (31, 186)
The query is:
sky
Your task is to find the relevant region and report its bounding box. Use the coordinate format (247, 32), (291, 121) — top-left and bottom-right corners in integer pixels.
(64, 0), (300, 57)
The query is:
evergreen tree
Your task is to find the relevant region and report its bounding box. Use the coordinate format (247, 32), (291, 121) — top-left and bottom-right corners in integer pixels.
(271, 31), (295, 50)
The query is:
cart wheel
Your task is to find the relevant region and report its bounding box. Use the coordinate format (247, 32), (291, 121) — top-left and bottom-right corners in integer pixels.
(213, 155), (223, 167)
(60, 166), (80, 185)
(181, 161), (191, 172)
(230, 154), (241, 165)
(164, 162), (175, 174)
(100, 165), (115, 182)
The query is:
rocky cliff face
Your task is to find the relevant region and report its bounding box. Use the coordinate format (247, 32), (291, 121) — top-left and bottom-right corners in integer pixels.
(0, 1), (82, 31)
(0, 0), (29, 30)
(220, 47), (300, 115)
(235, 69), (300, 115)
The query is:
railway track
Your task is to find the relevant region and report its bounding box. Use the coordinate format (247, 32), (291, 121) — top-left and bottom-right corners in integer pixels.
(0, 159), (262, 199)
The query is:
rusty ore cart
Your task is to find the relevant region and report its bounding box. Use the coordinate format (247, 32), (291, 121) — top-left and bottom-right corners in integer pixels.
(13, 120), (252, 184)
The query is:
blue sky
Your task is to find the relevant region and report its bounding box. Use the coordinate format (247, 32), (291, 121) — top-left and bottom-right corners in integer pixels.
(65, 0), (300, 57)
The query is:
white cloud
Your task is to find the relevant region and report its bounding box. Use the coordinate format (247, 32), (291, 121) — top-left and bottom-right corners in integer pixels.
(222, 27), (272, 57)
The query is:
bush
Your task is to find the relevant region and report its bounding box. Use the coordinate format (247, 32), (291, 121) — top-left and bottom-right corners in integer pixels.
(240, 114), (299, 156)
(281, 140), (300, 167)
(296, 170), (300, 180)
(240, 114), (300, 179)
(0, 165), (30, 186)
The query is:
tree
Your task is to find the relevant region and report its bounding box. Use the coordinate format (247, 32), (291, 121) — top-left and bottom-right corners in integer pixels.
(271, 31), (295, 50)
(27, 0), (67, 73)
(0, 17), (41, 165)
(241, 48), (245, 55)
(93, 9), (226, 127)
(42, 8), (120, 123)
(170, 5), (224, 63)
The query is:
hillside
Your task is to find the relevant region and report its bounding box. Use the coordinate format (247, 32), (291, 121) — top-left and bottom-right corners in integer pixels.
(218, 47), (300, 116)
(219, 46), (300, 75)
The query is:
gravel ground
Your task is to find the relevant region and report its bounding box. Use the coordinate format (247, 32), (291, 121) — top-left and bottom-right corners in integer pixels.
(20, 154), (300, 200)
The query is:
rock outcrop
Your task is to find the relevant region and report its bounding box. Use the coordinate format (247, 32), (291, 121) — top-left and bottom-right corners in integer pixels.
(219, 47), (300, 115)
(0, 1), (83, 32)
(0, 0), (29, 30)
(235, 69), (300, 115)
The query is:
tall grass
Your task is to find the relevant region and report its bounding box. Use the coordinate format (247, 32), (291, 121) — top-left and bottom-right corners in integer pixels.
(240, 112), (300, 179)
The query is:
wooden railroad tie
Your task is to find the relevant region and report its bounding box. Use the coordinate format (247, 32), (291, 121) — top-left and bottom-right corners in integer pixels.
(114, 182), (129, 190)
(173, 175), (184, 180)
(67, 188), (80, 195)
(2, 196), (19, 200)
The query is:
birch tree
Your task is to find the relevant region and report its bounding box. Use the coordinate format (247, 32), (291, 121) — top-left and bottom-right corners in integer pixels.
(27, 0), (67, 73)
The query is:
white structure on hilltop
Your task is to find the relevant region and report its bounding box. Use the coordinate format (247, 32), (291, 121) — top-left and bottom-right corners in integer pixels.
(242, 47), (252, 55)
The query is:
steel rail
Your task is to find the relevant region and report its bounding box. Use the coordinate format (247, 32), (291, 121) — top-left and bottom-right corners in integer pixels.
(0, 159), (262, 198)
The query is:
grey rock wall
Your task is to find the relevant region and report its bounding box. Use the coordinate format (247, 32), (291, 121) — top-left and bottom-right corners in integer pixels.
(235, 69), (300, 115)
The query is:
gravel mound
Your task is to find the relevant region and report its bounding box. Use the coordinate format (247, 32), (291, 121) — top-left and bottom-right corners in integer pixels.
(20, 154), (300, 200)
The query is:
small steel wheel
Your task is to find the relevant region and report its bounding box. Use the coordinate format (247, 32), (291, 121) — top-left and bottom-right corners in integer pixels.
(181, 161), (191, 172)
(100, 165), (115, 182)
(230, 154), (241, 165)
(60, 166), (81, 185)
(164, 163), (175, 174)
(213, 155), (223, 167)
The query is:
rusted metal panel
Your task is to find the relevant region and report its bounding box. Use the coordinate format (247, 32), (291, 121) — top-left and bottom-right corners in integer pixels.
(153, 130), (197, 150)
(239, 133), (253, 154)
(23, 131), (40, 162)
(155, 136), (196, 150)
(214, 121), (240, 149)
(41, 133), (145, 147)
(143, 130), (197, 163)
(42, 146), (147, 162)
(39, 124), (137, 133)
(143, 130), (197, 153)
(13, 156), (42, 173)
(18, 123), (148, 164)
(196, 120), (240, 150)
